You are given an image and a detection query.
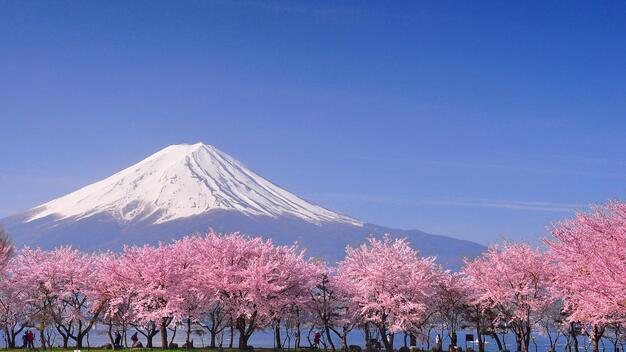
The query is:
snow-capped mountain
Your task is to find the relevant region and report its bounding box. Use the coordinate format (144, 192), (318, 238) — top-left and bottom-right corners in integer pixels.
(3, 143), (484, 269)
(26, 143), (361, 226)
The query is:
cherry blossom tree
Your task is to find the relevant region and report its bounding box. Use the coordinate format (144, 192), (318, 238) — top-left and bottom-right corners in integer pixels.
(546, 200), (626, 352)
(113, 242), (194, 349)
(198, 301), (231, 348)
(195, 232), (318, 350)
(461, 298), (497, 352)
(308, 265), (360, 352)
(463, 242), (555, 352)
(267, 252), (318, 351)
(337, 235), (440, 352)
(0, 260), (33, 349)
(432, 271), (470, 350)
(100, 254), (156, 349)
(536, 298), (567, 352)
(168, 236), (210, 348)
(11, 247), (105, 348)
(96, 251), (136, 349)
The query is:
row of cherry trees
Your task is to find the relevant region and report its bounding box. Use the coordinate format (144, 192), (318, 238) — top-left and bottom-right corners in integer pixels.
(459, 201), (626, 352)
(0, 200), (624, 352)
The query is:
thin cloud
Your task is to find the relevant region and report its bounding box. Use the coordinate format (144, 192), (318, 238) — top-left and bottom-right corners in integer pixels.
(416, 197), (584, 212)
(314, 193), (585, 212)
(357, 156), (626, 179)
(549, 154), (626, 167)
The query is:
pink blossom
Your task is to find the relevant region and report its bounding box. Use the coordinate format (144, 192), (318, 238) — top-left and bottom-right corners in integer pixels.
(337, 235), (440, 352)
(463, 242), (555, 352)
(546, 201), (626, 352)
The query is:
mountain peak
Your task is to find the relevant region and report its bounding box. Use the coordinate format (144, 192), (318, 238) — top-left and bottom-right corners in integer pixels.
(152, 142), (214, 158)
(26, 144), (362, 226)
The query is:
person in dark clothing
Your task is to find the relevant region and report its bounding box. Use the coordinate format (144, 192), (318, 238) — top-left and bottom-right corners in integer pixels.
(131, 332), (139, 348)
(22, 331), (28, 349)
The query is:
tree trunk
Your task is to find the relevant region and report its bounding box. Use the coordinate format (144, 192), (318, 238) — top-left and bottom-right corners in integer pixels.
(9, 327), (25, 349)
(341, 333), (348, 352)
(161, 318), (169, 349)
(147, 333), (155, 349)
(364, 323), (371, 352)
(275, 321), (282, 350)
(186, 318), (192, 349)
(377, 326), (394, 352)
(39, 322), (47, 349)
(236, 314), (256, 350)
(516, 332), (522, 352)
(123, 325), (129, 348)
(229, 324), (234, 349)
(76, 321), (86, 349)
(410, 334), (417, 347)
(569, 323), (579, 352)
(76, 334), (84, 349)
(591, 325), (605, 352)
(326, 325), (336, 351)
(238, 328), (250, 350)
(107, 321), (116, 350)
(4, 328), (15, 349)
(475, 319), (484, 352)
(169, 325), (178, 345)
(383, 336), (394, 352)
(60, 331), (70, 348)
(295, 320), (301, 350)
(450, 332), (458, 348)
(210, 330), (217, 348)
(490, 333), (503, 352)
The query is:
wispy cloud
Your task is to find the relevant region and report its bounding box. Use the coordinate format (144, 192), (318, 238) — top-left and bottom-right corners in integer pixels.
(415, 197), (584, 212)
(314, 193), (585, 212)
(357, 156), (626, 179)
(549, 154), (626, 167)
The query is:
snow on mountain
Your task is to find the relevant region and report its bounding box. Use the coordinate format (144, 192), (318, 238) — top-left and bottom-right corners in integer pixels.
(26, 143), (362, 226)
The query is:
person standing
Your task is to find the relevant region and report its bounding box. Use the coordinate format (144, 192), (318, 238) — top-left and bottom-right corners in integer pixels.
(22, 331), (28, 349)
(26, 330), (35, 349)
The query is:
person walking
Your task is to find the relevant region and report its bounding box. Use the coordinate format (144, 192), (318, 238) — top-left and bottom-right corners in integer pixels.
(131, 332), (139, 348)
(22, 331), (28, 349)
(26, 330), (34, 349)
(314, 332), (321, 349)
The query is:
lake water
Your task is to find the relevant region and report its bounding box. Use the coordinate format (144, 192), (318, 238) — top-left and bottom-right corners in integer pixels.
(2, 326), (620, 352)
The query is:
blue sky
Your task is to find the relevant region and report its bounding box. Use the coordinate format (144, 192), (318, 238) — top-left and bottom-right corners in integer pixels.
(2, 1), (626, 245)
